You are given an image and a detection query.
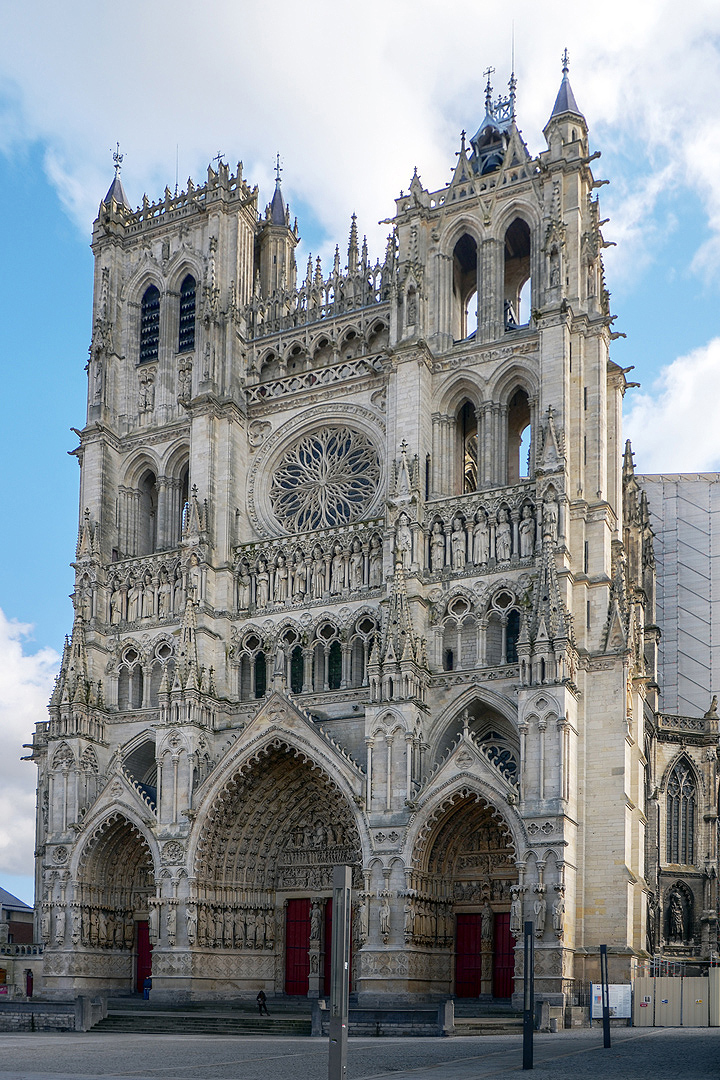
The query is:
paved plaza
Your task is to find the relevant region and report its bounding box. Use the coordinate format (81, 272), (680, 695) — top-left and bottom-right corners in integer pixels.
(0, 1029), (719, 1080)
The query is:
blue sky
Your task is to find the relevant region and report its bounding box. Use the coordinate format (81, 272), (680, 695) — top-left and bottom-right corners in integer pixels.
(2, 1), (720, 905)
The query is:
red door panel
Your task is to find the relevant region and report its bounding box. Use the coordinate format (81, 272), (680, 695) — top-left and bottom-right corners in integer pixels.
(285, 899), (311, 995)
(455, 913), (482, 998)
(136, 920), (152, 993)
(492, 912), (514, 998)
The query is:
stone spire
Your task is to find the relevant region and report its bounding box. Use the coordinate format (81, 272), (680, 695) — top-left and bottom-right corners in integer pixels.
(347, 213), (359, 273)
(548, 49), (584, 122)
(103, 143), (131, 211)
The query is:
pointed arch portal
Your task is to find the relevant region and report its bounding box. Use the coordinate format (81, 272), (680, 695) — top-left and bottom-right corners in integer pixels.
(194, 741), (362, 996)
(414, 792), (518, 998)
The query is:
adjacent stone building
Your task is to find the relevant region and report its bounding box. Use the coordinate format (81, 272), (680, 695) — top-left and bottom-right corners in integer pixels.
(25, 58), (718, 1005)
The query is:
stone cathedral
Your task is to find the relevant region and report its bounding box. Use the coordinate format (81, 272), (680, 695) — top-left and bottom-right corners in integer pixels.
(27, 60), (719, 1007)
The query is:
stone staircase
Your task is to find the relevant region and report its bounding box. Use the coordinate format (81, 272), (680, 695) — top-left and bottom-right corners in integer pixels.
(91, 997), (312, 1037)
(452, 998), (523, 1036)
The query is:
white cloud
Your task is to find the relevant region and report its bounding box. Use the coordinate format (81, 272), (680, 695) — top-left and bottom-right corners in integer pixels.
(624, 337), (720, 473)
(0, 610), (58, 879)
(1, 0), (720, 277)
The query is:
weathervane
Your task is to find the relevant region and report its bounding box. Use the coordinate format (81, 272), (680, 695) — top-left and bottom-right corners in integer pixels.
(483, 66), (495, 111)
(275, 152), (283, 183)
(561, 48), (569, 75)
(112, 142), (123, 178)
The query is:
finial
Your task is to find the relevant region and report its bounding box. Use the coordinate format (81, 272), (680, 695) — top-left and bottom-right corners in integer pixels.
(459, 129), (466, 154)
(274, 151), (282, 184)
(112, 142), (123, 177)
(561, 48), (569, 75)
(483, 66), (495, 111)
(508, 70), (517, 120)
(212, 150), (225, 169)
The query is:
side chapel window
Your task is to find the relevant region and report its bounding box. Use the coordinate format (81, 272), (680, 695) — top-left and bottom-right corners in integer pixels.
(666, 761), (696, 865)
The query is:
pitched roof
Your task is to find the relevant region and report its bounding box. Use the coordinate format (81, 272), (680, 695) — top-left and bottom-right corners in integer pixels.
(0, 886), (33, 911)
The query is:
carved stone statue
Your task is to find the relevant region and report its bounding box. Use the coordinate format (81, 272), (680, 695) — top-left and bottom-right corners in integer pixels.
(186, 904), (197, 946)
(473, 509), (490, 565)
(404, 899), (416, 935)
(238, 566), (252, 609)
(141, 574), (155, 619)
(379, 897), (391, 936)
(533, 888), (547, 936)
(293, 555), (307, 599)
(127, 577), (142, 622)
(274, 555), (288, 602)
(158, 571), (172, 617)
(510, 888), (523, 936)
(148, 902), (159, 945)
(53, 907), (65, 947)
(256, 561), (270, 607)
(167, 903), (177, 945)
(394, 513), (412, 570)
(430, 521), (445, 571)
(543, 493), (559, 543)
(310, 902), (322, 941)
(451, 517), (466, 569)
(349, 539), (363, 590)
(481, 901), (493, 942)
(110, 583), (123, 624)
(552, 894), (565, 936)
(519, 504), (535, 558)
(330, 544), (344, 594)
(496, 509), (512, 561)
(670, 892), (684, 941)
(312, 547), (326, 597)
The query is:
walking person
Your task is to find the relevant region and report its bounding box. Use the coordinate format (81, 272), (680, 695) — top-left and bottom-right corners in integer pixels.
(256, 990), (269, 1016)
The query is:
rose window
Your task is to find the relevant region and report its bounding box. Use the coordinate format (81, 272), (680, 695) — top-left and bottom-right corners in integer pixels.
(269, 426), (381, 532)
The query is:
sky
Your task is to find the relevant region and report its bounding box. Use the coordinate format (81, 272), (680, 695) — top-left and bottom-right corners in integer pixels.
(2, 0), (720, 905)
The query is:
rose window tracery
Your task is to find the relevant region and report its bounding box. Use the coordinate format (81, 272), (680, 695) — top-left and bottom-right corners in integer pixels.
(269, 426), (381, 532)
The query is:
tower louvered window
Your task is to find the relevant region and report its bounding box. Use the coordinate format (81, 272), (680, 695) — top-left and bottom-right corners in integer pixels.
(178, 274), (196, 352)
(140, 285), (160, 363)
(666, 761), (695, 864)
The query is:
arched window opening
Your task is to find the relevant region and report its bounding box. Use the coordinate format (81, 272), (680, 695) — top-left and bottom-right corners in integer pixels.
(667, 761), (696, 864)
(290, 646), (304, 695)
(254, 652), (267, 698)
(140, 285), (160, 363)
(328, 641), (342, 690)
(507, 388), (531, 484)
(486, 614), (502, 667)
(137, 470), (158, 556)
(458, 401), (478, 493)
(452, 234), (478, 341)
(178, 465), (189, 544)
(506, 610), (521, 664)
(504, 218), (531, 330)
(443, 648), (454, 672)
(178, 275), (196, 352)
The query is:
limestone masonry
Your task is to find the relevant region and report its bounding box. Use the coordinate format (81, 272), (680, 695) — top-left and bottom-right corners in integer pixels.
(25, 59), (719, 1006)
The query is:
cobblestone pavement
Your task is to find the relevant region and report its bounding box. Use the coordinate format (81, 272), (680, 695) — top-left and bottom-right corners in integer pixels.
(0, 1029), (719, 1080)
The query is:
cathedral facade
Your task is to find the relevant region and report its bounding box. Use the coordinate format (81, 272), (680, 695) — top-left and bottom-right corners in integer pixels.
(26, 62), (718, 1006)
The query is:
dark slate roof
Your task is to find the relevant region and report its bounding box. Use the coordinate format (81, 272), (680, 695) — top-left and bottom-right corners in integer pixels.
(549, 73), (583, 119)
(270, 181), (286, 226)
(0, 886), (32, 911)
(103, 172), (131, 210)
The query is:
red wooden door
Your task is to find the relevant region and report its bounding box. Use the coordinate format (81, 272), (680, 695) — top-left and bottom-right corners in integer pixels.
(285, 899), (311, 995)
(455, 914), (482, 997)
(135, 920), (152, 993)
(492, 912), (514, 998)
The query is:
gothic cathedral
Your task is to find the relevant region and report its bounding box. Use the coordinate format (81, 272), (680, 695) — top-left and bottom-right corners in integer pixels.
(27, 61), (718, 1005)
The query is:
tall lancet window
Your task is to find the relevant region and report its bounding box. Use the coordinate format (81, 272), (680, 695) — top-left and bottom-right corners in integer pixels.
(666, 760), (696, 865)
(140, 285), (160, 363)
(178, 274), (196, 352)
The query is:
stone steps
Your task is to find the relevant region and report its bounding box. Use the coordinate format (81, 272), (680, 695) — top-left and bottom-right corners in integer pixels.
(92, 1010), (311, 1037)
(454, 1016), (524, 1036)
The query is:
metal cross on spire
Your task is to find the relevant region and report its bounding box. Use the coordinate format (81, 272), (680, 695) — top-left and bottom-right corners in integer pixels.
(212, 151), (225, 169)
(561, 48), (570, 75)
(112, 142), (123, 177)
(275, 152), (283, 184)
(483, 66), (495, 110)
